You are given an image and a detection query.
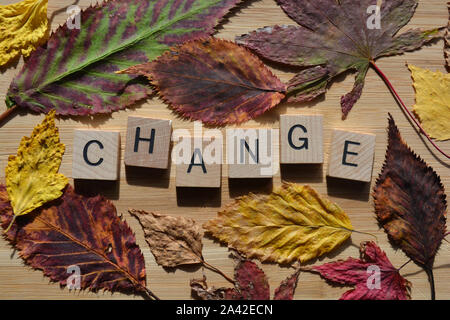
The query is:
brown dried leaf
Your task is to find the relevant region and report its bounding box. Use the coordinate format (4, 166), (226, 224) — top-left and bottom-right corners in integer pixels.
(373, 115), (447, 298)
(119, 38), (286, 125)
(0, 185), (149, 296)
(130, 209), (203, 268)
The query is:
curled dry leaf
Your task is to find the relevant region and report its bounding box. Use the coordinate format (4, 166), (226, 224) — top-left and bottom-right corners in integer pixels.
(313, 241), (411, 300)
(373, 115), (447, 299)
(0, 0), (49, 66)
(5, 110), (68, 230)
(5, 0), (241, 116)
(0, 185), (151, 297)
(236, 0), (442, 118)
(130, 209), (203, 268)
(409, 64), (450, 141)
(191, 254), (300, 300)
(204, 184), (353, 264)
(120, 38), (286, 125)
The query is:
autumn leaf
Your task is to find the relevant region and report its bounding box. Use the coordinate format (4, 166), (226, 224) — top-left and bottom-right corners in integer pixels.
(446, 2), (449, 68)
(373, 115), (447, 299)
(0, 0), (49, 66)
(0, 185), (158, 299)
(119, 38), (286, 125)
(5, 110), (68, 232)
(313, 241), (411, 300)
(408, 64), (450, 141)
(4, 0), (241, 118)
(204, 184), (353, 264)
(236, 0), (442, 118)
(130, 209), (204, 268)
(191, 254), (300, 300)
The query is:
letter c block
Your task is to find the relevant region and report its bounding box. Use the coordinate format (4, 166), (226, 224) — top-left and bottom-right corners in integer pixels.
(72, 130), (120, 180)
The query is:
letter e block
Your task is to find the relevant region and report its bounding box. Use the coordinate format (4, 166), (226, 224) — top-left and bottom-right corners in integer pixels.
(327, 129), (376, 182)
(176, 137), (222, 188)
(280, 114), (323, 164)
(72, 130), (120, 181)
(124, 116), (172, 169)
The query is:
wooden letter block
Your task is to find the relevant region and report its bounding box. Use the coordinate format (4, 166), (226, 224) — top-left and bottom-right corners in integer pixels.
(176, 137), (222, 188)
(72, 130), (120, 181)
(227, 128), (274, 178)
(124, 116), (172, 169)
(327, 129), (376, 182)
(280, 114), (323, 164)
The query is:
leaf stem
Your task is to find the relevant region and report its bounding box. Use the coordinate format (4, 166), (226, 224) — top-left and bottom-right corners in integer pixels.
(370, 61), (449, 160)
(350, 229), (378, 241)
(201, 259), (235, 285)
(0, 105), (19, 128)
(397, 259), (412, 272)
(141, 286), (160, 300)
(3, 216), (16, 234)
(425, 267), (436, 300)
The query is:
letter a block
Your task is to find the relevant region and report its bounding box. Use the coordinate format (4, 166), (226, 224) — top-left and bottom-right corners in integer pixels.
(176, 137), (222, 188)
(280, 114), (323, 164)
(124, 116), (172, 169)
(72, 130), (121, 181)
(327, 129), (376, 182)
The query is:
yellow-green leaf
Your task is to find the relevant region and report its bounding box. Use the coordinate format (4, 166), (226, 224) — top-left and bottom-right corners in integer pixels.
(0, 0), (49, 66)
(409, 64), (450, 141)
(204, 184), (353, 264)
(6, 110), (68, 226)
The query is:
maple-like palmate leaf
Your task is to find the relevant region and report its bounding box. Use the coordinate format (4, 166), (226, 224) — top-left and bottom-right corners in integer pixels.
(408, 64), (450, 141)
(2, 0), (241, 121)
(0, 0), (49, 66)
(373, 115), (447, 300)
(0, 185), (158, 299)
(204, 184), (354, 264)
(119, 38), (286, 125)
(236, 0), (442, 118)
(313, 241), (411, 300)
(5, 110), (68, 232)
(130, 209), (204, 268)
(191, 253), (300, 300)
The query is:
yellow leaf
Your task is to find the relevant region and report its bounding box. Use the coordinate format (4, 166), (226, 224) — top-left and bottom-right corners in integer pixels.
(409, 64), (450, 141)
(0, 0), (49, 66)
(5, 110), (68, 228)
(204, 184), (353, 264)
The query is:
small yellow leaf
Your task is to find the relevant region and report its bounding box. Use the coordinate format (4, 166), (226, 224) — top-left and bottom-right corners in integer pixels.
(409, 64), (450, 141)
(0, 0), (49, 66)
(6, 110), (68, 222)
(204, 184), (353, 264)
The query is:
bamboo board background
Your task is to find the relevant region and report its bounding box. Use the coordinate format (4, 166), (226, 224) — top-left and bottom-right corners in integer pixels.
(0, 0), (449, 300)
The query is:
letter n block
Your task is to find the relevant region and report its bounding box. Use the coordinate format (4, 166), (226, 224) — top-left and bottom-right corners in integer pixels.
(176, 137), (222, 188)
(124, 116), (172, 169)
(280, 114), (323, 164)
(72, 130), (121, 180)
(327, 129), (376, 182)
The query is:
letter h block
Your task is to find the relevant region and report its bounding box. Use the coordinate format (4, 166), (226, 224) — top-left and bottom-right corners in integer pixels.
(125, 116), (172, 169)
(327, 129), (376, 182)
(280, 114), (323, 164)
(72, 130), (121, 180)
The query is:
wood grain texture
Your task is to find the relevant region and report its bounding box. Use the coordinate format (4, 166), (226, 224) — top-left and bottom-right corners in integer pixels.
(0, 0), (449, 300)
(280, 114), (324, 164)
(327, 129), (376, 182)
(72, 130), (121, 181)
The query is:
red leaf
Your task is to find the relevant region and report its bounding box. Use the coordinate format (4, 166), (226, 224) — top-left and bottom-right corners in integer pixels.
(0, 185), (149, 296)
(313, 241), (411, 300)
(120, 38), (286, 125)
(191, 254), (299, 300)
